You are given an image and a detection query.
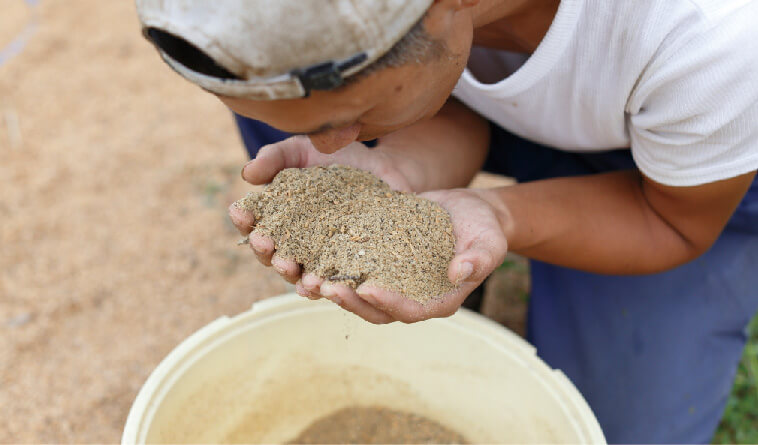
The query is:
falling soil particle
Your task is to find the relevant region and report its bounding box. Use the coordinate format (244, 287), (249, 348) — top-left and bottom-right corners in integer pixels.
(235, 165), (456, 303)
(288, 406), (467, 444)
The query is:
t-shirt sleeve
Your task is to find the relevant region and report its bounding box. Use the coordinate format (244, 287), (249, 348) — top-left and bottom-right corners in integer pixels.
(627, 3), (758, 187)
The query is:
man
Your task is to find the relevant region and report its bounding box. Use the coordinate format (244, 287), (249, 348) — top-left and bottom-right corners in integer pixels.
(136, 0), (758, 442)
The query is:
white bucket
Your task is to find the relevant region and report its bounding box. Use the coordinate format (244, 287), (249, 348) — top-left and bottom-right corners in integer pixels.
(122, 294), (605, 444)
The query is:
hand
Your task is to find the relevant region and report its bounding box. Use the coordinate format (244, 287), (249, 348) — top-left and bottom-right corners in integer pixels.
(228, 135), (417, 288)
(229, 138), (509, 324)
(302, 188), (509, 323)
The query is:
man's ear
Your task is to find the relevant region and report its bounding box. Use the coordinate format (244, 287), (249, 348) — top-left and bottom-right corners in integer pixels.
(425, 0), (478, 38)
(434, 0), (480, 10)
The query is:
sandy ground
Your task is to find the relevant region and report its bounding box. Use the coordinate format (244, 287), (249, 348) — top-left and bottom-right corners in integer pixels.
(1, 0), (288, 441)
(0, 1), (525, 442)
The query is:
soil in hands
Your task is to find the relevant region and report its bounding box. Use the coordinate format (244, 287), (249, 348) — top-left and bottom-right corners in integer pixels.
(235, 166), (456, 303)
(288, 406), (467, 444)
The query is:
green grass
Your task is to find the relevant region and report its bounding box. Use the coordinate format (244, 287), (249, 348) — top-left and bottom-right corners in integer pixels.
(713, 315), (758, 444)
(497, 256), (529, 274)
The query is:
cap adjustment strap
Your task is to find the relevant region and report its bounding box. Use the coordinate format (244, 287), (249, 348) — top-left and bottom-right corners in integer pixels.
(294, 52), (368, 96)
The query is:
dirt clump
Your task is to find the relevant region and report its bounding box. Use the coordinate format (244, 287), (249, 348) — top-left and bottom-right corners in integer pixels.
(289, 406), (467, 444)
(235, 165), (456, 302)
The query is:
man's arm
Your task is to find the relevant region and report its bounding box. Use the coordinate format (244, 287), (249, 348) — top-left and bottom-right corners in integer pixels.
(376, 97), (491, 192)
(237, 94), (753, 277)
(238, 97), (491, 194)
(382, 99), (755, 275)
(231, 96), (754, 322)
(486, 169), (755, 274)
(348, 166), (754, 323)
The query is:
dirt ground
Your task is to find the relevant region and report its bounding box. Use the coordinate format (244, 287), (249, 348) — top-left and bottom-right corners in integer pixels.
(0, 1), (525, 442)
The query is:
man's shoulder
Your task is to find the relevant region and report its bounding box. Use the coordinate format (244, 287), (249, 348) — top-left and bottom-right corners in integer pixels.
(683, 0), (757, 22)
(610, 0), (758, 77)
(592, 0), (757, 36)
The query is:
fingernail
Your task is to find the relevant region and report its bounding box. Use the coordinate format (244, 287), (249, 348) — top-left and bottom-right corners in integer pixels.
(273, 263), (286, 275)
(303, 277), (319, 292)
(456, 262), (474, 285)
(240, 160), (254, 179)
(321, 284), (336, 298)
(321, 285), (343, 306)
(357, 291), (375, 305)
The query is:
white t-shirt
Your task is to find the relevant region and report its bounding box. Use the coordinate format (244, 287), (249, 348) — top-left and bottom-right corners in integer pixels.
(453, 0), (758, 186)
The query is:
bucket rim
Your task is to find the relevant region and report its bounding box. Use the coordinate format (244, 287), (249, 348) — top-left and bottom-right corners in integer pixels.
(122, 294), (606, 444)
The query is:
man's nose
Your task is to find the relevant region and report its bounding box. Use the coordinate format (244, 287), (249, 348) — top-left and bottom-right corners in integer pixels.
(308, 123), (362, 154)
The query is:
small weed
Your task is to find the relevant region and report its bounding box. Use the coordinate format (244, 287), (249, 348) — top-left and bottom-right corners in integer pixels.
(497, 256), (529, 274)
(191, 163), (240, 208)
(713, 315), (758, 444)
(221, 249), (242, 276)
(202, 180), (225, 206)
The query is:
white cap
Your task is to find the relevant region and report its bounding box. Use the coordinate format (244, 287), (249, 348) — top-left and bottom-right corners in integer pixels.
(136, 0), (433, 100)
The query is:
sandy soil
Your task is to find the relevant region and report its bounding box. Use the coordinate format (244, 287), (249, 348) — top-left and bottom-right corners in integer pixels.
(0, 1), (524, 442)
(0, 1), (287, 441)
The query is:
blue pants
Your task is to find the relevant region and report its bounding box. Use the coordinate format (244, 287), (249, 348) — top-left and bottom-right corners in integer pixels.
(235, 115), (758, 443)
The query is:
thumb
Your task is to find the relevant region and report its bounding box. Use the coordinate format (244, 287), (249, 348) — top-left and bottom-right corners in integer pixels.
(448, 242), (506, 286)
(241, 136), (314, 185)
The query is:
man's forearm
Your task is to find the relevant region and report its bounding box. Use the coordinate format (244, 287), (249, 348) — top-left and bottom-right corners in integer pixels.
(488, 170), (715, 275)
(377, 98), (491, 192)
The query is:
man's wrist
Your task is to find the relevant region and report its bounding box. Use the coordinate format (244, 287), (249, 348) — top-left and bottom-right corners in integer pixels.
(375, 142), (429, 192)
(476, 187), (518, 249)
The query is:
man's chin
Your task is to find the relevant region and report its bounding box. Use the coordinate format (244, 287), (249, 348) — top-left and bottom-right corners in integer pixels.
(358, 128), (392, 142)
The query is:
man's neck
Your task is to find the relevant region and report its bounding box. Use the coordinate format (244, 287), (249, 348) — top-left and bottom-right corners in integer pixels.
(471, 0), (560, 53)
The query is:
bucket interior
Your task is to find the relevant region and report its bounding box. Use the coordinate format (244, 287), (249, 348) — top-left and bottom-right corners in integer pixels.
(127, 296), (604, 444)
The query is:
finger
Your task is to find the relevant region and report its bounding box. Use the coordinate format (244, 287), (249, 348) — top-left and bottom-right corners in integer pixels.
(448, 246), (502, 286)
(271, 254), (301, 284)
(228, 203), (256, 236)
(320, 282), (394, 324)
(301, 273), (324, 293)
(249, 232), (275, 266)
(242, 137), (311, 185)
(295, 281), (321, 300)
(355, 284), (429, 323)
(356, 284), (465, 323)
